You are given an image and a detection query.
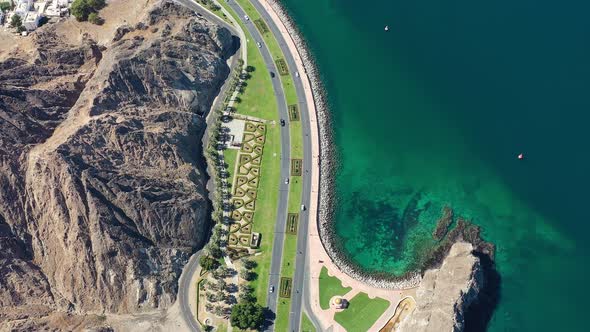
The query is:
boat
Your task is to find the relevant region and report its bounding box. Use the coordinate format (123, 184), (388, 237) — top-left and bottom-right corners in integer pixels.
(384, 25), (389, 31)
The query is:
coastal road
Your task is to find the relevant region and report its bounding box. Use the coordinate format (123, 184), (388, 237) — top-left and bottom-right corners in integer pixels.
(243, 1), (321, 330)
(173, 0), (243, 331)
(221, 1), (293, 329)
(178, 249), (204, 332)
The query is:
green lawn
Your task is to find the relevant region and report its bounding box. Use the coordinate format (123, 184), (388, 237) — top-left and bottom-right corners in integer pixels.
(319, 266), (352, 310)
(334, 293), (391, 332)
(248, 123), (280, 306)
(275, 299), (291, 332)
(290, 120), (303, 159)
(301, 312), (316, 332)
(216, 323), (228, 332)
(224, 148), (238, 180)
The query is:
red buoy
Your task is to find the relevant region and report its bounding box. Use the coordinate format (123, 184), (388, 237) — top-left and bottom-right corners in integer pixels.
(518, 153), (524, 160)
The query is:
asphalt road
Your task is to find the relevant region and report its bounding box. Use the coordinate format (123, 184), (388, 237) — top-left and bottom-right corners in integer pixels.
(178, 249), (205, 332)
(173, 1), (242, 331)
(221, 1), (293, 330)
(232, 0), (319, 331)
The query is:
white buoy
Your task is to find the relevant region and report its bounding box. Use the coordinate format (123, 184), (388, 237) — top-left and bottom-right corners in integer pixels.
(384, 25), (389, 31)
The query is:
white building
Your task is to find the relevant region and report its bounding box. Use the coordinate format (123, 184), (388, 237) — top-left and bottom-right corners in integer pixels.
(45, 0), (69, 17)
(23, 11), (39, 30)
(14, 0), (32, 19)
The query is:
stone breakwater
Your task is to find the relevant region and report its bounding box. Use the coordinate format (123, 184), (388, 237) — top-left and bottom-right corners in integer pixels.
(266, 0), (420, 289)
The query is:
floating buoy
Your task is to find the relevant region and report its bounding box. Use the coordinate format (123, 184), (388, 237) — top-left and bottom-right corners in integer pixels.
(384, 25), (389, 31)
(518, 153), (524, 160)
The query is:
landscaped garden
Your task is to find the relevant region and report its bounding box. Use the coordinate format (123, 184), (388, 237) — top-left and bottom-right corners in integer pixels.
(227, 122), (267, 252)
(318, 266), (352, 310)
(334, 292), (390, 332)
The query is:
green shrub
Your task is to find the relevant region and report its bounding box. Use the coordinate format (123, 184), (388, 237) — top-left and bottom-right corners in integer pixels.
(0, 1), (12, 12)
(10, 14), (22, 28)
(88, 12), (103, 25)
(230, 301), (265, 330)
(71, 0), (106, 22)
(199, 255), (219, 271)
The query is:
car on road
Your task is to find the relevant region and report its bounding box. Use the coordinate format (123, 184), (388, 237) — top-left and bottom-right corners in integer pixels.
(269, 286), (274, 293)
(295, 71), (299, 77)
(301, 204), (306, 211)
(285, 178), (289, 184)
(280, 118), (286, 126)
(244, 15), (249, 21)
(257, 42), (262, 48)
(270, 72), (275, 78)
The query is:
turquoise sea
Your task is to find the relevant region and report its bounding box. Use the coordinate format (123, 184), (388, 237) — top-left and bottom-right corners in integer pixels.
(281, 0), (590, 330)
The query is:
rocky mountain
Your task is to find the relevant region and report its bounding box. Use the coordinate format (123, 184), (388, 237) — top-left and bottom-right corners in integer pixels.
(398, 242), (483, 332)
(0, 0), (236, 328)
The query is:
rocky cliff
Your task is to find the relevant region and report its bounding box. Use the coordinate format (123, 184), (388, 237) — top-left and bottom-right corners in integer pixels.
(0, 0), (236, 328)
(398, 242), (483, 332)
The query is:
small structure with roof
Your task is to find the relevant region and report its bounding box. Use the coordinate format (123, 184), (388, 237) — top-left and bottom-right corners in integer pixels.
(331, 297), (349, 310)
(23, 11), (39, 30)
(250, 232), (261, 248)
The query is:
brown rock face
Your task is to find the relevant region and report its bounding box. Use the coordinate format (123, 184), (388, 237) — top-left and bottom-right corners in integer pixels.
(0, 0), (235, 327)
(399, 242), (483, 332)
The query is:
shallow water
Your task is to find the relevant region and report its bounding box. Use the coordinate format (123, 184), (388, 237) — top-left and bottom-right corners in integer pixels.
(281, 0), (590, 330)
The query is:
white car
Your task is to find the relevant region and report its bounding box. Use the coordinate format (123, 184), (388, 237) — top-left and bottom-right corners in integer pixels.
(295, 71), (299, 77)
(257, 42), (262, 48)
(269, 286), (274, 293)
(244, 15), (249, 21)
(301, 204), (306, 211)
(285, 178), (289, 184)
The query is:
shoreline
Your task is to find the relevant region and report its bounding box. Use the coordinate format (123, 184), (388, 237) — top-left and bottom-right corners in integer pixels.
(264, 0), (420, 290)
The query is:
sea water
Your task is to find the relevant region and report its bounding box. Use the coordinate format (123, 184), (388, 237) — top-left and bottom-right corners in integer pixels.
(281, 0), (590, 330)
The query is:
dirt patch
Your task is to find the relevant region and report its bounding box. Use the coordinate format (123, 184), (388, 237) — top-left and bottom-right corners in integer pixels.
(54, 0), (155, 46)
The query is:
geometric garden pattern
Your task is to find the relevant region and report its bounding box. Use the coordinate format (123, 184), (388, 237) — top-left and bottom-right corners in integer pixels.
(228, 121), (266, 248)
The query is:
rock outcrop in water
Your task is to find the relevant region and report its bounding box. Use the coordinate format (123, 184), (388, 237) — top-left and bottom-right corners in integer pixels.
(0, 0), (236, 329)
(398, 242), (482, 332)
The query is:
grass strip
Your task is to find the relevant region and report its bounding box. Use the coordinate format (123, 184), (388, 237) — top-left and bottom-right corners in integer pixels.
(334, 292), (391, 332)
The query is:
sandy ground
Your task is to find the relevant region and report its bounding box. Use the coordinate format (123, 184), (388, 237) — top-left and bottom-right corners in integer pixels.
(0, 29), (19, 60)
(105, 301), (190, 332)
(54, 0), (155, 46)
